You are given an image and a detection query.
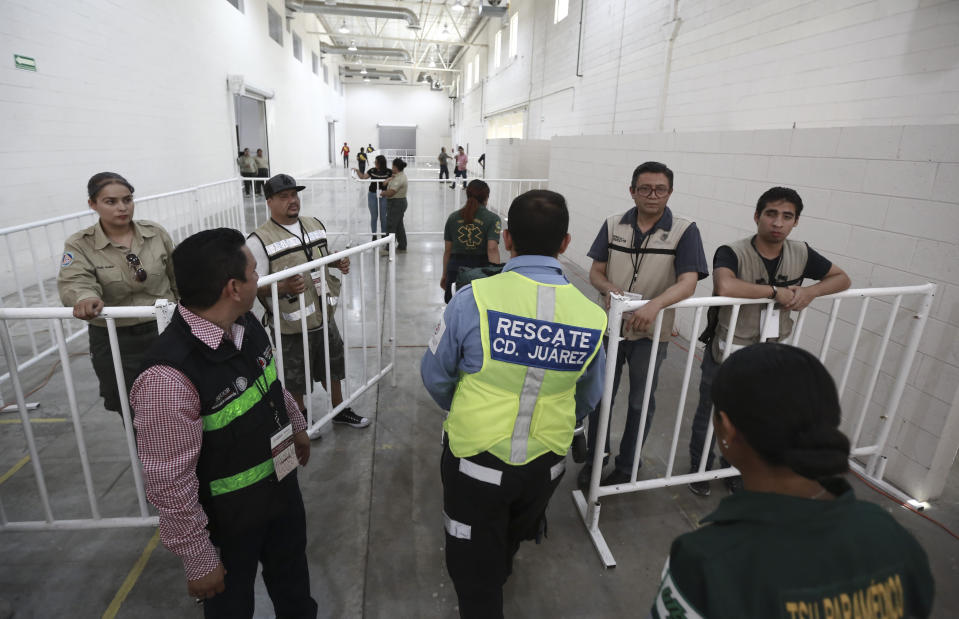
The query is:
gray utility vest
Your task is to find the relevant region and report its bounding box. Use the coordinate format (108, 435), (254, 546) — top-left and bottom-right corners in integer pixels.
(249, 217), (331, 335)
(603, 211), (692, 341)
(711, 237), (808, 360)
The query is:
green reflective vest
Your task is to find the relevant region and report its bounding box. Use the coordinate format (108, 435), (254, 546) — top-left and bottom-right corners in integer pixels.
(445, 270), (607, 464)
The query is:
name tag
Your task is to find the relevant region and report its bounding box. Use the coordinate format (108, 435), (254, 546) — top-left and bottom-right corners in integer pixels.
(760, 308), (780, 341)
(270, 423), (296, 481)
(487, 310), (600, 372)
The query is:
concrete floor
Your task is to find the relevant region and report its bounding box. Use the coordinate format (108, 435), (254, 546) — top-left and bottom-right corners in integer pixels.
(1, 169), (958, 617)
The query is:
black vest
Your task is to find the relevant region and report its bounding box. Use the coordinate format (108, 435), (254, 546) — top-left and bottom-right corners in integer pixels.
(138, 309), (296, 541)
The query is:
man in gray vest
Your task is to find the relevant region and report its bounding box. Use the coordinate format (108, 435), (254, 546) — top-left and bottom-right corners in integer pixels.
(579, 161), (708, 488)
(246, 174), (371, 438)
(688, 186), (850, 496)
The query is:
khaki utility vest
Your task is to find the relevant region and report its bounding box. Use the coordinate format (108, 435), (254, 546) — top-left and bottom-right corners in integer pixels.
(603, 211), (692, 341)
(711, 237), (808, 360)
(249, 217), (331, 334)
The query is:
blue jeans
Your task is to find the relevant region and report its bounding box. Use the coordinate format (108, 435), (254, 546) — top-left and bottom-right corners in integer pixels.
(367, 191), (387, 238)
(586, 337), (668, 475)
(689, 345), (725, 471)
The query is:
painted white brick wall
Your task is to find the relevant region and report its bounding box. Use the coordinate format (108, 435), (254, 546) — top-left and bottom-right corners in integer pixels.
(343, 84), (452, 160)
(454, 0), (959, 139)
(0, 0), (345, 229)
(549, 124), (959, 500)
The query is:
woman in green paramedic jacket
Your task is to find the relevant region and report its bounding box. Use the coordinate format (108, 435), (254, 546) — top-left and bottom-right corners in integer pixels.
(441, 179), (501, 303)
(651, 343), (934, 619)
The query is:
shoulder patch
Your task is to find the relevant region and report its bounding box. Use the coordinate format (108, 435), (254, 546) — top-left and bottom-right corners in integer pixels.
(428, 316), (446, 354)
(60, 252), (74, 268)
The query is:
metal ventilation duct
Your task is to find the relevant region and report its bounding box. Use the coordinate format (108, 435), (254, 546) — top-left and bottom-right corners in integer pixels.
(341, 68), (407, 81)
(320, 45), (411, 61)
(287, 1), (422, 29)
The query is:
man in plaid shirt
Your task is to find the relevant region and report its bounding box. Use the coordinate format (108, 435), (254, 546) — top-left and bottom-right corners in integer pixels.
(131, 228), (317, 618)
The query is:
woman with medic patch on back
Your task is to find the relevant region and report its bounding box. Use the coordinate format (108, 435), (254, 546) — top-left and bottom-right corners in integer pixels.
(650, 343), (934, 619)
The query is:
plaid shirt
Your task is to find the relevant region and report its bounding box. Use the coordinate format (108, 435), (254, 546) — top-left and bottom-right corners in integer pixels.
(131, 305), (306, 581)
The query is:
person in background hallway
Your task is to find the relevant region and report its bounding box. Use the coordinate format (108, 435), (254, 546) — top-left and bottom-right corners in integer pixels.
(238, 148), (257, 196)
(254, 148), (269, 196)
(367, 144), (374, 153)
(421, 190), (607, 619)
(651, 343), (934, 619)
(438, 147), (451, 180)
(452, 146), (468, 189)
(381, 158), (409, 252)
(246, 174), (371, 437)
(687, 186), (851, 497)
(478, 153), (486, 177)
(578, 161), (708, 489)
(58, 172), (177, 417)
(131, 228), (317, 618)
(353, 154), (392, 241)
(340, 142), (350, 168)
(356, 148), (368, 174)
(441, 180), (501, 303)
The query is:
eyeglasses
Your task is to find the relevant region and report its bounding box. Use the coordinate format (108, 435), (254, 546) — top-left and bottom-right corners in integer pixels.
(126, 253), (147, 282)
(634, 184), (670, 197)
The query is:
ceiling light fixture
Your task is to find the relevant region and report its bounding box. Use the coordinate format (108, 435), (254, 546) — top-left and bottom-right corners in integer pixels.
(429, 58), (437, 68)
(348, 40), (357, 51)
(363, 77), (371, 82)
(338, 20), (349, 34)
(360, 67), (368, 74)
(441, 22), (451, 37)
(451, 0), (465, 14)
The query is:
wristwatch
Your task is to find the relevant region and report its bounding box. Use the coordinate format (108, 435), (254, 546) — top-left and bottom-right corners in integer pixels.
(769, 285), (777, 300)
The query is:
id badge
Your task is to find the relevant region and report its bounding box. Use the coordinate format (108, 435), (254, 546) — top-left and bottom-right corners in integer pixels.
(270, 423), (297, 481)
(760, 308), (780, 341)
(311, 271), (324, 296)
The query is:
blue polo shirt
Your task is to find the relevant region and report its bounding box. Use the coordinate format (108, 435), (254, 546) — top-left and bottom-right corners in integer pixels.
(587, 206), (709, 280)
(420, 254), (606, 420)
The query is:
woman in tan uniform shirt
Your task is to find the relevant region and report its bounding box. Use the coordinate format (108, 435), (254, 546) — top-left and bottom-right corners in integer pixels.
(58, 172), (177, 414)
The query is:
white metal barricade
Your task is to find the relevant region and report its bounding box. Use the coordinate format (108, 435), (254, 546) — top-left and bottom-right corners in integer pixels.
(0, 303), (174, 531)
(573, 283), (936, 567)
(0, 239), (396, 531)
(0, 178), (245, 409)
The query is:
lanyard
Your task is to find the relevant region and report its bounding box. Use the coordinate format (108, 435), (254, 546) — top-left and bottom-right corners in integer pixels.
(270, 218), (316, 262)
(628, 227), (652, 291)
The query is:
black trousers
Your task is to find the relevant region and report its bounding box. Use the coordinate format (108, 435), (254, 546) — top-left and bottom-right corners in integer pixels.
(204, 476), (318, 619)
(441, 443), (565, 619)
(439, 164), (449, 179)
(255, 168), (269, 194)
(88, 322), (159, 413)
(444, 254), (488, 303)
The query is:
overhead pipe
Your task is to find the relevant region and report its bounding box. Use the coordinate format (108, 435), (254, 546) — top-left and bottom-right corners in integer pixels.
(320, 45), (411, 61)
(341, 68), (407, 81)
(287, 1), (422, 29)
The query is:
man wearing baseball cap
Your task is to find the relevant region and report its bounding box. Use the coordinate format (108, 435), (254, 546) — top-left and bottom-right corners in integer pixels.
(246, 174), (371, 438)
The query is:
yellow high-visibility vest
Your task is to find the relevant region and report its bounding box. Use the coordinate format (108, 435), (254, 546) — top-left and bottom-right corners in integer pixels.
(445, 270), (607, 464)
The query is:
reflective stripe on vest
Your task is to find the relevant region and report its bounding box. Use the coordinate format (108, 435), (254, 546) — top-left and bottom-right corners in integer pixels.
(445, 270), (607, 464)
(209, 458), (275, 497)
(202, 359), (278, 432)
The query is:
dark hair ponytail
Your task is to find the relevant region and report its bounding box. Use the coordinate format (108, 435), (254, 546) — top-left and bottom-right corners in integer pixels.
(87, 172), (134, 201)
(461, 179), (490, 223)
(711, 343), (850, 479)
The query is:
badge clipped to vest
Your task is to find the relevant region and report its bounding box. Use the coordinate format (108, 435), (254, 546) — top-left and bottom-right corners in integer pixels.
(270, 423), (297, 481)
(759, 308), (780, 341)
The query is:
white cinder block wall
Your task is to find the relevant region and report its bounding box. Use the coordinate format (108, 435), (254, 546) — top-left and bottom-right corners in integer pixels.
(343, 84), (452, 161)
(483, 139), (551, 179)
(0, 0), (345, 229)
(453, 0), (959, 500)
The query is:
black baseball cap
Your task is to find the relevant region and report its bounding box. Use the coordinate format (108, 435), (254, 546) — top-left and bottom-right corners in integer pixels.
(263, 174), (305, 199)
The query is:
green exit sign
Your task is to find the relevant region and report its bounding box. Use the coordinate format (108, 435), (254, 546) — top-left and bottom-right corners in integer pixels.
(14, 54), (37, 72)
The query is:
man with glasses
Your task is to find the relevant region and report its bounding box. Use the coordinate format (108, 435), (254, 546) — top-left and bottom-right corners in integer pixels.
(687, 186), (850, 496)
(246, 174), (371, 438)
(578, 161), (708, 489)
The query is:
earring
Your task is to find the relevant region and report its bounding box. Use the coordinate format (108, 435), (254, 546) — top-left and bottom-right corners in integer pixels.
(720, 439), (729, 449)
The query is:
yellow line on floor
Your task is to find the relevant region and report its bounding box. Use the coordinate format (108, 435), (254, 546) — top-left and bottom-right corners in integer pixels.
(102, 528), (161, 619)
(0, 455), (31, 486)
(0, 417), (69, 424)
